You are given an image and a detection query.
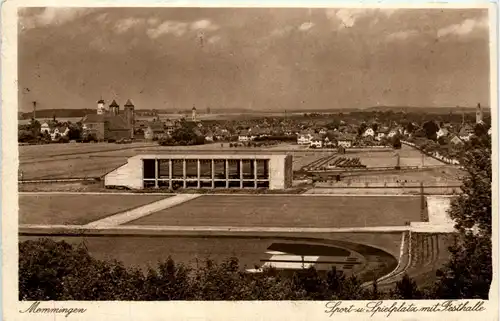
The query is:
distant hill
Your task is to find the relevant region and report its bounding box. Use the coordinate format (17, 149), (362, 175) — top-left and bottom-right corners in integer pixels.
(19, 105), (490, 119)
(361, 105), (489, 114)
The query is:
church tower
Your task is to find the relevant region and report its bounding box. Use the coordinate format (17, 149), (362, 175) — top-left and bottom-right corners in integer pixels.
(109, 100), (119, 116)
(124, 99), (135, 139)
(476, 103), (483, 124)
(97, 99), (106, 115)
(192, 105), (197, 122)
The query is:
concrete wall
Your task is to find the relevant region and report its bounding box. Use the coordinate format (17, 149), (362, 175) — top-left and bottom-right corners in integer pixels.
(268, 155), (285, 189)
(284, 155), (293, 188)
(104, 157), (143, 189)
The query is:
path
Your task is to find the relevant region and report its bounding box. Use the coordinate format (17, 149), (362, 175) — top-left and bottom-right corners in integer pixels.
(84, 194), (201, 227)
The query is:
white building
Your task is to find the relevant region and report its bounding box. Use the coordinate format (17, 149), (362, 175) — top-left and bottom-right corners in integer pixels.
(363, 128), (375, 137)
(309, 136), (323, 148)
(436, 127), (449, 139)
(297, 133), (313, 145)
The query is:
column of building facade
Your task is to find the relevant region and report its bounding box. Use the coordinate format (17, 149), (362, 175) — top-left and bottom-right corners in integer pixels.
(154, 158), (159, 188)
(211, 159), (215, 188)
(239, 159), (244, 188)
(182, 159), (187, 188)
(253, 159), (258, 188)
(168, 159), (173, 189)
(225, 159), (229, 188)
(197, 159), (201, 188)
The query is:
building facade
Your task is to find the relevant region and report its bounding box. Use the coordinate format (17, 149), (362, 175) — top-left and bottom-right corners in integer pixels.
(105, 153), (293, 190)
(81, 98), (135, 140)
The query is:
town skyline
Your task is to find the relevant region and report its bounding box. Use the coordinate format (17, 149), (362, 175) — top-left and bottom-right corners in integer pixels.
(18, 7), (490, 112)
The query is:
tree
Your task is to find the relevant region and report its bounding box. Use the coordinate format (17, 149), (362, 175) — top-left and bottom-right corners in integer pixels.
(405, 122), (416, 134)
(326, 119), (340, 130)
(391, 274), (422, 299)
(422, 121), (439, 141)
(392, 137), (402, 149)
(432, 134), (492, 299)
(18, 130), (35, 142)
(437, 135), (449, 146)
(474, 122), (489, 137)
(68, 125), (82, 140)
(371, 123), (379, 132)
(357, 122), (368, 136)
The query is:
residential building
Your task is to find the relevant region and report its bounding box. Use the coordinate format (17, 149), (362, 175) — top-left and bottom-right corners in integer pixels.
(297, 132), (313, 145)
(450, 135), (464, 145)
(238, 130), (250, 142)
(144, 120), (166, 140)
(310, 135), (323, 148)
(436, 127), (449, 138)
(458, 124), (474, 141)
(363, 128), (375, 137)
(337, 134), (355, 148)
(50, 126), (69, 140)
(387, 127), (402, 138)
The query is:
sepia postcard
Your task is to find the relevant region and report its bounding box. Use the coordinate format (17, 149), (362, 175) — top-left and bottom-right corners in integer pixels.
(1, 1), (498, 320)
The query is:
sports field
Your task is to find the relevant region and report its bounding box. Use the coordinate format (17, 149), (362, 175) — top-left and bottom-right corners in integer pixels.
(19, 233), (401, 281)
(127, 195), (423, 227)
(19, 194), (170, 225)
(345, 145), (444, 168)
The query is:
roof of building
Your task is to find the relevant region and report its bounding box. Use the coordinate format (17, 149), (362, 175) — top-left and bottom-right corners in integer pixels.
(458, 125), (474, 136)
(97, 99), (105, 104)
(81, 113), (130, 130)
(338, 133), (356, 141)
(109, 100), (119, 107)
(147, 121), (164, 132)
(124, 99), (134, 107)
(81, 114), (106, 123)
(311, 134), (323, 141)
(107, 115), (129, 130)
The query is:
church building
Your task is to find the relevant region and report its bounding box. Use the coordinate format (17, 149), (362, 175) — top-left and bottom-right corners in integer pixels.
(81, 99), (135, 141)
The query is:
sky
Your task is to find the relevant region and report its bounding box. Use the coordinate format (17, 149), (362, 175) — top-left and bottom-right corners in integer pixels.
(18, 7), (490, 112)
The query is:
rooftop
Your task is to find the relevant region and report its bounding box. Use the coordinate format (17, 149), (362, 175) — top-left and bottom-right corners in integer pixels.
(128, 152), (291, 160)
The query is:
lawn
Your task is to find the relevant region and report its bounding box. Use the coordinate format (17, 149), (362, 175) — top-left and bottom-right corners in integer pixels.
(128, 195), (423, 228)
(19, 194), (170, 225)
(19, 142), (155, 161)
(19, 157), (130, 179)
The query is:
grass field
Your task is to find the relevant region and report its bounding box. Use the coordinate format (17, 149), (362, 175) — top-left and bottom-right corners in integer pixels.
(19, 194), (170, 225)
(127, 195), (423, 228)
(20, 157), (130, 179)
(19, 232), (401, 281)
(19, 142), (156, 161)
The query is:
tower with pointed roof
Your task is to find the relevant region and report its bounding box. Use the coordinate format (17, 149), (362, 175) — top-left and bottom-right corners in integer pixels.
(109, 100), (119, 116)
(476, 103), (483, 124)
(97, 98), (106, 115)
(124, 99), (135, 139)
(191, 105), (197, 122)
